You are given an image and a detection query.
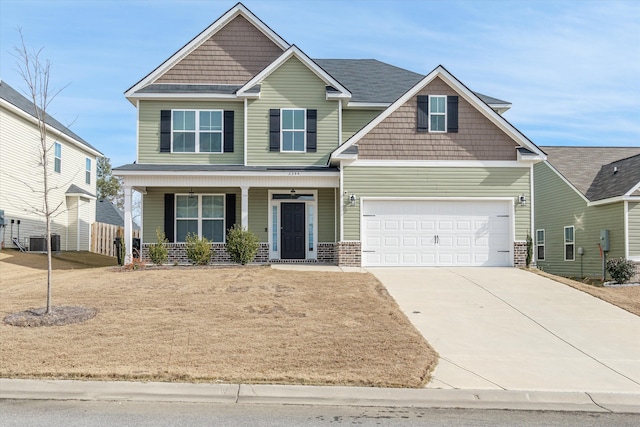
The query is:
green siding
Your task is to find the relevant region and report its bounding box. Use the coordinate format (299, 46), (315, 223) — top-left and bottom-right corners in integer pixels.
(248, 188), (268, 241)
(534, 162), (625, 278)
(342, 166), (531, 240)
(342, 109), (381, 143)
(138, 100), (244, 164)
(246, 57), (339, 165)
(318, 188), (336, 242)
(142, 187), (240, 243)
(629, 202), (640, 257)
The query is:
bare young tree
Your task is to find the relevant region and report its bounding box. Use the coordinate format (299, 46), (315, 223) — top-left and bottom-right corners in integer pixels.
(14, 29), (67, 314)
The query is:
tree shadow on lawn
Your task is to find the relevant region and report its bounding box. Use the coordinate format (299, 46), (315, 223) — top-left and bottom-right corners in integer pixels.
(0, 250), (116, 271)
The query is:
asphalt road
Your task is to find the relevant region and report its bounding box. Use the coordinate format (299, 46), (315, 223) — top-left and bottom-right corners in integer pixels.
(1, 400), (638, 426)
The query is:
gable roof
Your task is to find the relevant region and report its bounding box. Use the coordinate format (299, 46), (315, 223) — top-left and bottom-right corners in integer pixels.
(0, 80), (101, 156)
(236, 46), (351, 99)
(332, 65), (545, 160)
(125, 3), (289, 100)
(542, 146), (640, 202)
(96, 199), (140, 229)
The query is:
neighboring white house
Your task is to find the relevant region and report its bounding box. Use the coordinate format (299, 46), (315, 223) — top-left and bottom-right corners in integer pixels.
(0, 80), (102, 251)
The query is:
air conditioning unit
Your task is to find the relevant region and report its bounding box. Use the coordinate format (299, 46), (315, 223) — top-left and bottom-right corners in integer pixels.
(29, 234), (60, 252)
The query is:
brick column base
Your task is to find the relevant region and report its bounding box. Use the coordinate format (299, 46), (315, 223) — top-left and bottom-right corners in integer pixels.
(514, 241), (528, 268)
(337, 241), (361, 267)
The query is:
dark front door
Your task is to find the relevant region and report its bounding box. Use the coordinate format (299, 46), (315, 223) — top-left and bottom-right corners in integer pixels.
(281, 202), (305, 259)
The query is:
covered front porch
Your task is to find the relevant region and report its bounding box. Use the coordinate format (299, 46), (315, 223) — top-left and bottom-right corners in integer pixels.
(115, 165), (340, 264)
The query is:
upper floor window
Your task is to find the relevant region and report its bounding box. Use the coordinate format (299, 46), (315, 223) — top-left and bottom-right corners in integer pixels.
(54, 142), (61, 173)
(281, 109), (306, 152)
(172, 110), (223, 153)
(564, 226), (575, 261)
(417, 95), (458, 133)
(429, 96), (446, 132)
(85, 158), (91, 184)
(536, 229), (545, 261)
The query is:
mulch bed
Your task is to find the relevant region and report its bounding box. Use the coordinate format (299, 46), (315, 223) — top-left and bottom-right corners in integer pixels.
(4, 306), (97, 327)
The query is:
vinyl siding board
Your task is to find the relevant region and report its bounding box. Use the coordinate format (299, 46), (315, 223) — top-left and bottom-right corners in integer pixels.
(142, 187), (240, 243)
(0, 105), (96, 251)
(534, 162), (625, 278)
(138, 100), (244, 165)
(342, 109), (381, 143)
(342, 166), (530, 241)
(318, 187), (336, 242)
(246, 57), (339, 166)
(629, 202), (640, 257)
(248, 187), (268, 241)
(357, 77), (518, 160)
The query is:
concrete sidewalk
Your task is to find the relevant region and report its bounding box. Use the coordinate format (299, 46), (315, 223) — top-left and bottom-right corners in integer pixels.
(2, 378), (639, 413)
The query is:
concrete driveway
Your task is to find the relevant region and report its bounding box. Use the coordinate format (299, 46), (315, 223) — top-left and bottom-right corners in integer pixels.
(369, 267), (640, 393)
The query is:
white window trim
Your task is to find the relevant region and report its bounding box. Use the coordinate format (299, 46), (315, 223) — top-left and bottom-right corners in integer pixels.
(564, 225), (575, 261)
(54, 142), (61, 173)
(85, 158), (91, 185)
(536, 229), (545, 261)
(268, 189), (317, 260)
(171, 109), (224, 154)
(175, 193), (225, 243)
(280, 108), (306, 153)
(429, 95), (447, 133)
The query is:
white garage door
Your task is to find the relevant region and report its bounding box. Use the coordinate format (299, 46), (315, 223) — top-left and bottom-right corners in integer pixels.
(362, 200), (512, 267)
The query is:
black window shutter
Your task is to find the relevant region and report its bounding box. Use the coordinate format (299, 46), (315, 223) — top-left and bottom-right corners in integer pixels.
(306, 109), (317, 152)
(164, 193), (175, 243)
(269, 109), (280, 152)
(447, 96), (459, 133)
(225, 193), (236, 234)
(417, 96), (428, 132)
(223, 110), (234, 152)
(160, 110), (171, 152)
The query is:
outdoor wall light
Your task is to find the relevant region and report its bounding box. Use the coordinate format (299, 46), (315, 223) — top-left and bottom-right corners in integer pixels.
(519, 194), (526, 206)
(188, 188), (194, 198)
(349, 194), (357, 206)
(290, 188), (296, 198)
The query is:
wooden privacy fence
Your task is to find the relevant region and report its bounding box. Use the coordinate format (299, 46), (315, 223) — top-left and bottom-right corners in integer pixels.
(91, 222), (139, 257)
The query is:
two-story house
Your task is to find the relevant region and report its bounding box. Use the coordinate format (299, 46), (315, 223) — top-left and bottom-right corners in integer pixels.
(0, 80), (102, 251)
(115, 3), (546, 267)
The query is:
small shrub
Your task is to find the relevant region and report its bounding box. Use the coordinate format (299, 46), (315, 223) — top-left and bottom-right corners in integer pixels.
(148, 228), (169, 265)
(606, 258), (636, 284)
(185, 233), (213, 265)
(525, 233), (533, 268)
(117, 237), (126, 266)
(226, 224), (259, 265)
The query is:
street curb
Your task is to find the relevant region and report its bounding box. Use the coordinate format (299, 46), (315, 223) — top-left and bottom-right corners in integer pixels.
(1, 379), (639, 413)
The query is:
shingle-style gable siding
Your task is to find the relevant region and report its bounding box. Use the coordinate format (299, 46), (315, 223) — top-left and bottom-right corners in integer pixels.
(357, 77), (517, 161)
(155, 15), (284, 85)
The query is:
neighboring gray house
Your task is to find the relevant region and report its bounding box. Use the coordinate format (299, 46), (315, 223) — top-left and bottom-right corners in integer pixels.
(96, 199), (140, 230)
(0, 80), (102, 251)
(534, 146), (640, 279)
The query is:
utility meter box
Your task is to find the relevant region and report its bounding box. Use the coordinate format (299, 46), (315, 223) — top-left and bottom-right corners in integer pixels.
(600, 229), (610, 252)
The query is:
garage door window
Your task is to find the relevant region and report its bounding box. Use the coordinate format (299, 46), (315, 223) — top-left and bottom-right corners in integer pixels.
(564, 226), (574, 261)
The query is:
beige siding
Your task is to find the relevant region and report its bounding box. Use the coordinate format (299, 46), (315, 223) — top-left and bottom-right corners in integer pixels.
(342, 166), (530, 240)
(534, 162), (626, 278)
(342, 109), (381, 143)
(629, 202), (640, 257)
(246, 57), (339, 166)
(0, 105), (97, 251)
(155, 15), (284, 85)
(358, 77), (518, 160)
(138, 100), (244, 164)
(66, 197), (78, 251)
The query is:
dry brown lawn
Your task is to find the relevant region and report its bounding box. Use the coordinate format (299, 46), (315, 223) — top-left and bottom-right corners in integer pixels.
(532, 269), (640, 316)
(0, 250), (437, 388)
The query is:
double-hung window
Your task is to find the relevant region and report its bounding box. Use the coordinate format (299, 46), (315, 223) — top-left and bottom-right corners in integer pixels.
(85, 158), (91, 184)
(536, 229), (545, 261)
(281, 109), (305, 152)
(175, 194), (225, 243)
(54, 142), (61, 173)
(172, 110), (223, 153)
(429, 96), (446, 132)
(564, 226), (575, 261)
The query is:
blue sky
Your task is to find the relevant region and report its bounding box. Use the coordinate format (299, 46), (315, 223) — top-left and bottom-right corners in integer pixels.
(1, 0), (638, 167)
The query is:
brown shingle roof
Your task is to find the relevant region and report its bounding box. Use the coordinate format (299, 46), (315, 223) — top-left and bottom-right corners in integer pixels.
(541, 146), (640, 201)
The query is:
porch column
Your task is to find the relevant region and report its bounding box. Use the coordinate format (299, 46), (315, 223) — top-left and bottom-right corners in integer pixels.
(123, 185), (133, 264)
(241, 186), (249, 228)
